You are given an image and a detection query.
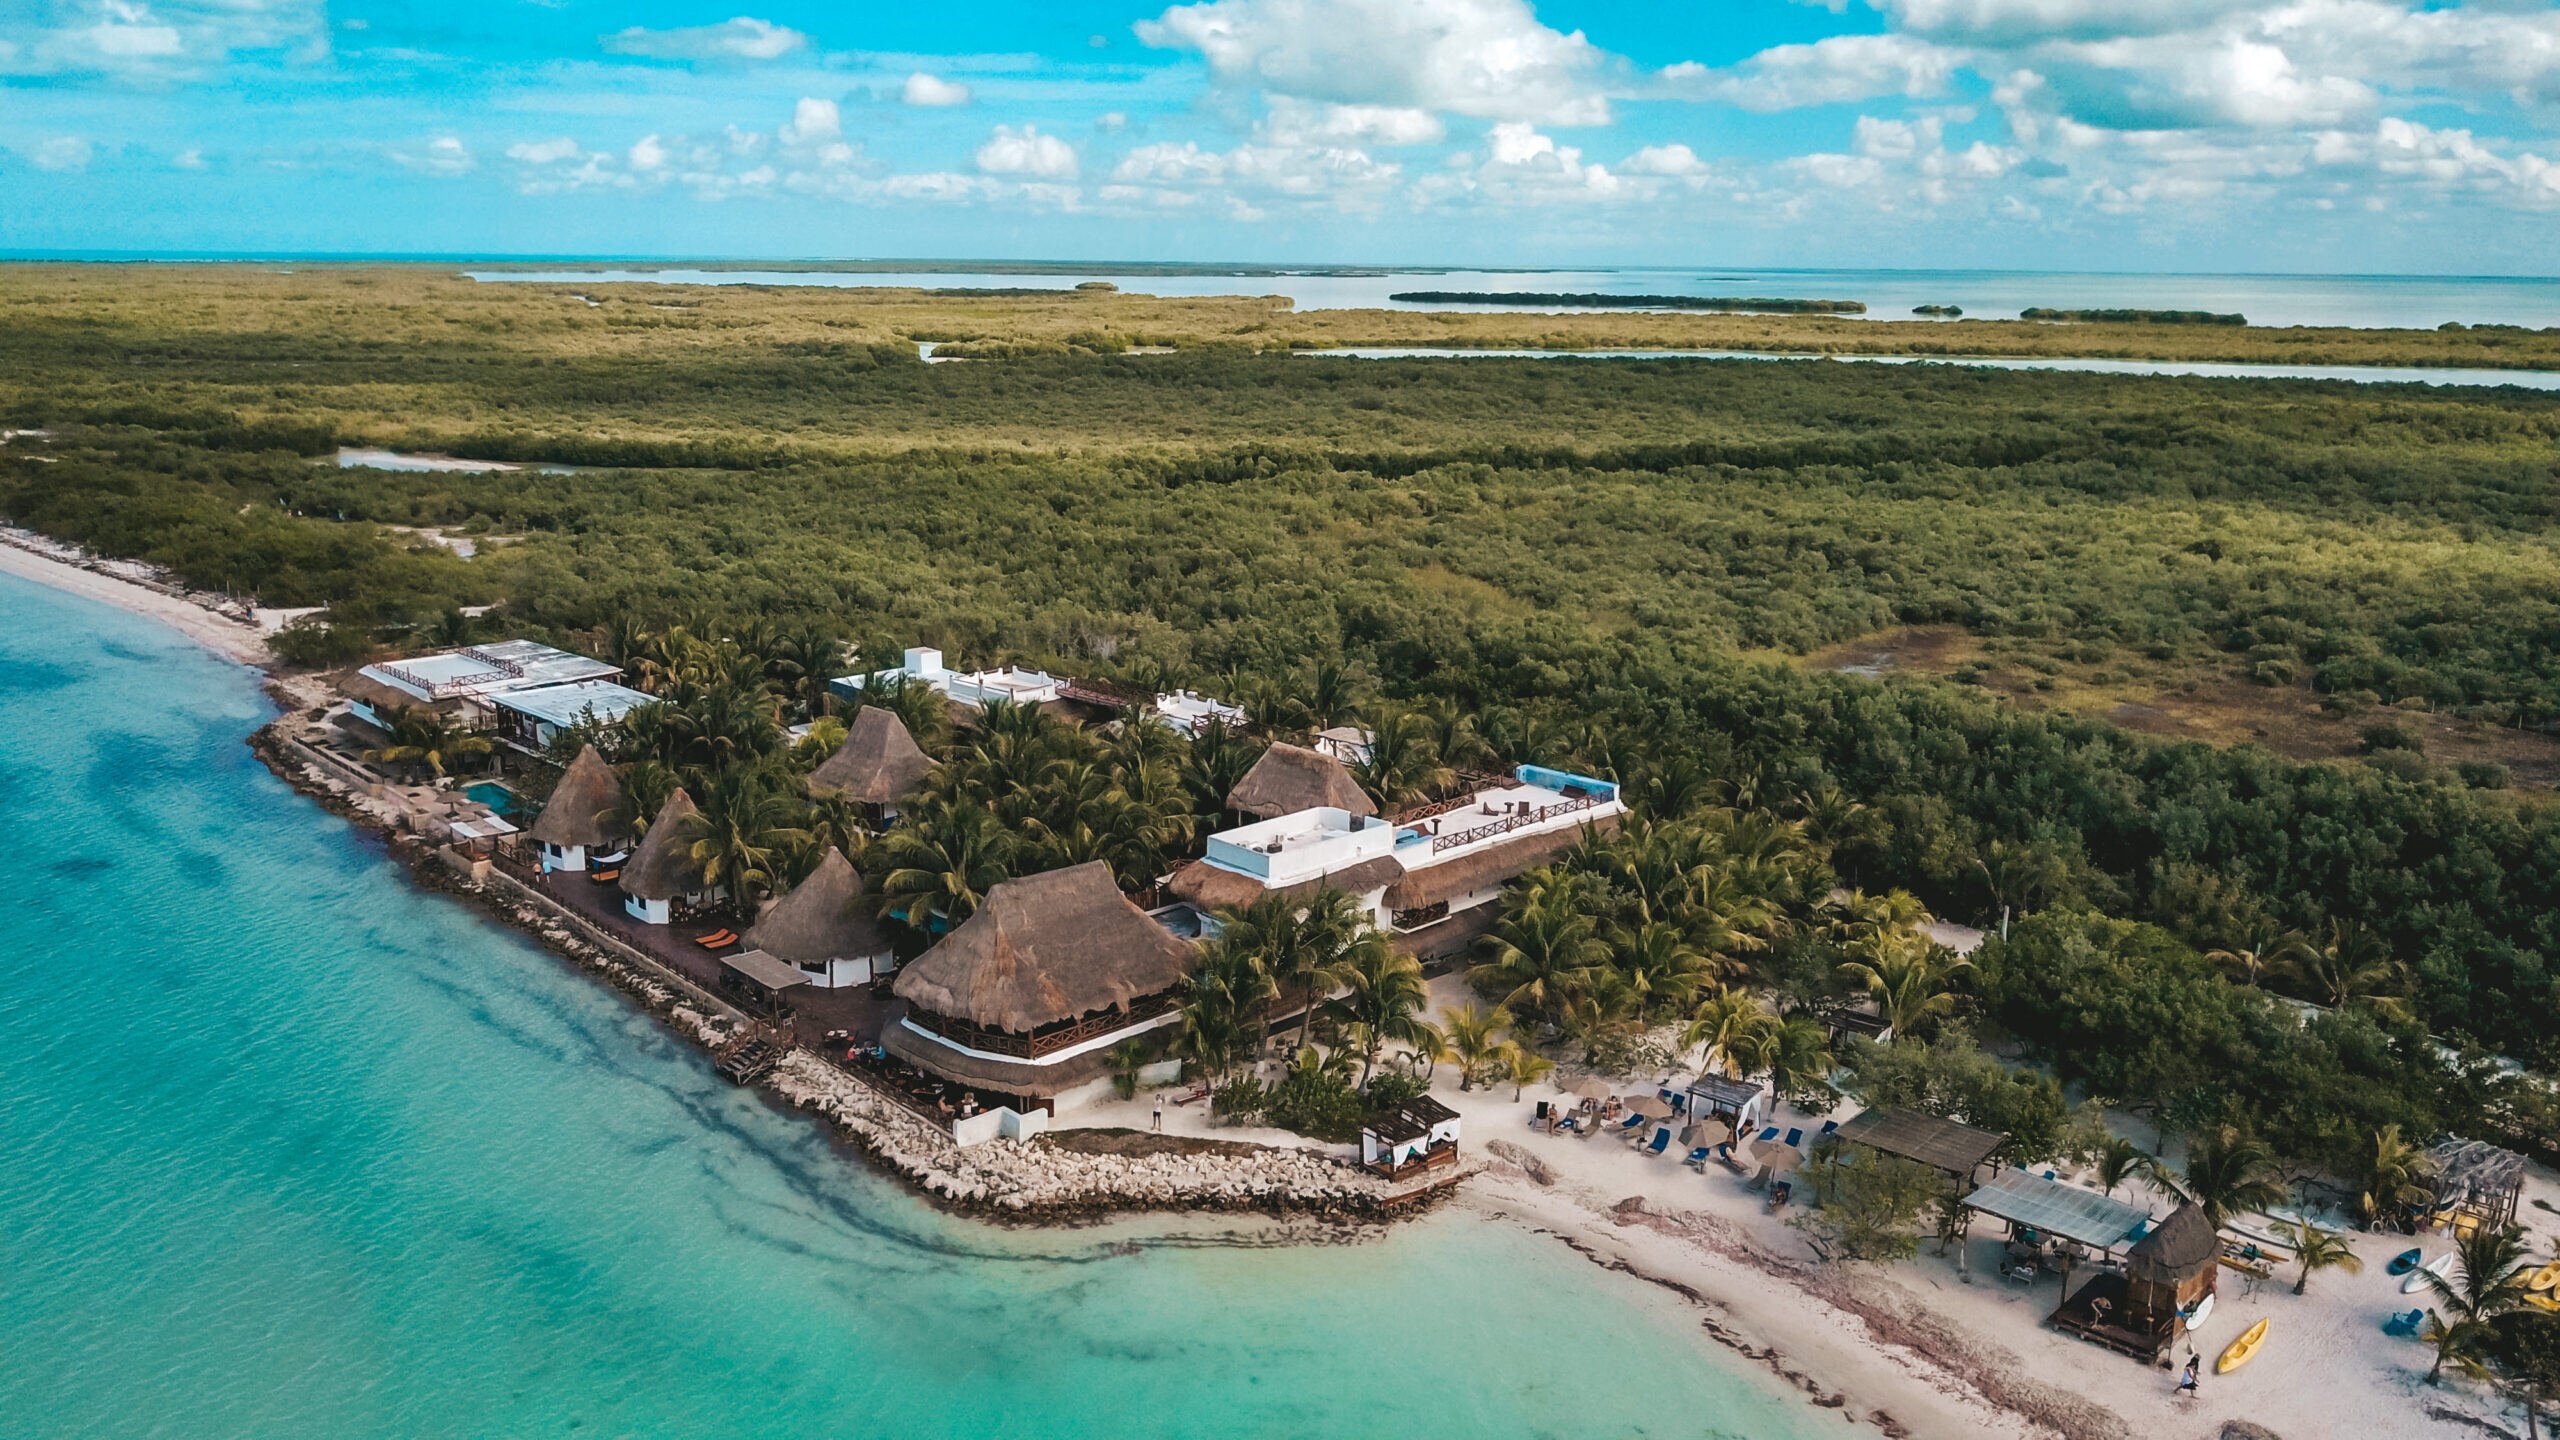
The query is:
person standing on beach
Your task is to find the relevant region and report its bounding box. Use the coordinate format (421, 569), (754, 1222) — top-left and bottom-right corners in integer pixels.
(1152, 1096), (1164, 1131)
(2175, 1354), (2200, 1398)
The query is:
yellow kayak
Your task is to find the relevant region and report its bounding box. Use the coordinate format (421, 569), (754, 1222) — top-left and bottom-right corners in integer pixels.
(2530, 1262), (2560, 1294)
(2218, 1318), (2271, 1374)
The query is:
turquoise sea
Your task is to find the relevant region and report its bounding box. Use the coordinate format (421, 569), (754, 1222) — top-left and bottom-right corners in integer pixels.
(0, 570), (1827, 1439)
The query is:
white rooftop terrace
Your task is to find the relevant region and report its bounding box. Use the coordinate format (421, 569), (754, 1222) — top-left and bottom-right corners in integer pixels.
(1154, 689), (1248, 736)
(1393, 765), (1627, 866)
(361, 640), (619, 703)
(835, 646), (1064, 709)
(490, 679), (656, 728)
(1202, 806), (1398, 886)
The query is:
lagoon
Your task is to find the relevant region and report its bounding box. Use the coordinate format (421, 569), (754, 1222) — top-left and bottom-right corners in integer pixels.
(0, 570), (1825, 1439)
(467, 264), (2560, 330)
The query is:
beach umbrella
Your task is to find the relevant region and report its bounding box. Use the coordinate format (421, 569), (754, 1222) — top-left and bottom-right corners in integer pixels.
(1689, 1118), (1734, 1149)
(1565, 1076), (1613, 1100)
(1755, 1142), (1801, 1176)
(1626, 1096), (1675, 1122)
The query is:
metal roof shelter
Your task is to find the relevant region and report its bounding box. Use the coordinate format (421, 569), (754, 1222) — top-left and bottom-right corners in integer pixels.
(1963, 1170), (2151, 1251)
(1835, 1107), (2007, 1181)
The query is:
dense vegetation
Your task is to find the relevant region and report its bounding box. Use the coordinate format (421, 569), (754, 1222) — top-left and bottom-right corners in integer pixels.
(6, 265), (2560, 1155)
(2020, 308), (2247, 326)
(1388, 291), (1866, 314)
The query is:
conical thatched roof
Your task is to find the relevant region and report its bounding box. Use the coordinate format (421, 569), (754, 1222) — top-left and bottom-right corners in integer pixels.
(2126, 1202), (2217, 1282)
(807, 705), (935, 805)
(529, 744), (628, 850)
(620, 788), (709, 902)
(894, 861), (1196, 1032)
(746, 848), (889, 964)
(1225, 742), (1375, 820)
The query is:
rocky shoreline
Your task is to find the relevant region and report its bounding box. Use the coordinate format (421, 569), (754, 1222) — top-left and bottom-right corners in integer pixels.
(246, 713), (1449, 1228)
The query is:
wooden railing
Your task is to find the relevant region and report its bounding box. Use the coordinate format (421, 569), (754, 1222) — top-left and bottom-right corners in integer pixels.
(1430, 792), (1605, 854)
(906, 990), (1181, 1059)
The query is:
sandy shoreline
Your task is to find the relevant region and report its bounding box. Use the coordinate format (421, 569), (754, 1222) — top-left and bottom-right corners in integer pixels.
(0, 532), (273, 669)
(9, 523), (2539, 1440)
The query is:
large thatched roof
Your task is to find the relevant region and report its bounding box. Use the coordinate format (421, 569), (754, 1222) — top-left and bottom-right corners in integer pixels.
(619, 788), (709, 901)
(2127, 1202), (2217, 1282)
(894, 861), (1196, 1032)
(746, 848), (890, 963)
(882, 1008), (1117, 1097)
(529, 744), (628, 850)
(1380, 816), (1618, 912)
(807, 705), (935, 805)
(1225, 743), (1375, 820)
(1165, 854), (1406, 912)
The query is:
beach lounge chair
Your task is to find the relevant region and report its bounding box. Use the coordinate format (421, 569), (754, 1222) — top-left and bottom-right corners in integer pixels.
(1819, 1120), (1838, 1135)
(1755, 1126), (1779, 1144)
(2383, 1309), (2424, 1338)
(692, 928), (737, 949)
(1532, 1101), (1552, 1127)
(1684, 1146), (1713, 1169)
(1643, 1129), (1671, 1158)
(588, 867), (621, 884)
(1783, 1127), (1804, 1148)
(1616, 1113), (1648, 1135)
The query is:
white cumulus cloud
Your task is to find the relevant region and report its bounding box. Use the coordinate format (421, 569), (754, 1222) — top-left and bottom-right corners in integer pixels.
(779, 97), (840, 145)
(601, 16), (806, 63)
(1137, 0), (1618, 125)
(977, 124), (1078, 178)
(390, 135), (472, 176)
(31, 135), (95, 172)
(902, 72), (972, 107)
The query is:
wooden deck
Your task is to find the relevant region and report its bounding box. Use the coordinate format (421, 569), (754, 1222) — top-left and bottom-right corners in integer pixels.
(2048, 1273), (2177, 1363)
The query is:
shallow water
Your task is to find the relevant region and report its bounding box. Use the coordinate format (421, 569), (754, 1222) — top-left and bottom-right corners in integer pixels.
(0, 570), (1828, 1439)
(468, 265), (2560, 330)
(1296, 347), (2560, 391)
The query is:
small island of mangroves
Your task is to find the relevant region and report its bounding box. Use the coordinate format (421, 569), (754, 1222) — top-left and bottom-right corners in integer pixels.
(1388, 290), (1868, 315)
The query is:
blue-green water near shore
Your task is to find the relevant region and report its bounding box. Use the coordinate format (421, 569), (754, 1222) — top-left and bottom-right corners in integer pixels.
(0, 570), (1829, 1439)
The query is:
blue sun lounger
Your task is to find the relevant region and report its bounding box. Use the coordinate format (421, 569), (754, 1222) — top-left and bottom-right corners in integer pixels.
(1755, 1126), (1780, 1143)
(1684, 1146), (1713, 1168)
(1643, 1128), (1672, 1157)
(1784, 1128), (1804, 1148)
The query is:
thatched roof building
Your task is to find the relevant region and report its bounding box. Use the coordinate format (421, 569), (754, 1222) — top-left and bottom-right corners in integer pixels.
(1226, 743), (1375, 821)
(1165, 853), (1406, 912)
(807, 705), (935, 805)
(529, 744), (628, 851)
(2126, 1202), (2217, 1284)
(620, 788), (709, 902)
(746, 848), (890, 967)
(894, 861), (1195, 1034)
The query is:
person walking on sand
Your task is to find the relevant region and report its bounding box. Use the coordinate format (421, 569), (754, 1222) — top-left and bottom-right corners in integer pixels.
(2174, 1354), (2200, 1398)
(1152, 1097), (1164, 1132)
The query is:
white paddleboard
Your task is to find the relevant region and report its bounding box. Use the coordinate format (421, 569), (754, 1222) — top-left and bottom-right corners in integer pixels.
(2403, 1253), (2454, 1294)
(2184, 1293), (2215, 1331)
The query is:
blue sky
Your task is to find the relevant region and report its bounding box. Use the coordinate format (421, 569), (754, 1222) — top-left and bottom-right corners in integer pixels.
(4, 1), (2558, 272)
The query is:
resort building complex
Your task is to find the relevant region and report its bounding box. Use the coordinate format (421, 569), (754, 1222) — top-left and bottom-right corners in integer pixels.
(528, 745), (628, 874)
(345, 639), (626, 734)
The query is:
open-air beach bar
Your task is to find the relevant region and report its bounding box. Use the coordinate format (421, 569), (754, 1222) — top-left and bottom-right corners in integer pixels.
(884, 862), (1199, 1115)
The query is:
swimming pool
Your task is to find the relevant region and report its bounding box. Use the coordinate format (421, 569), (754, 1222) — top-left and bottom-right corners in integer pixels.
(462, 781), (517, 816)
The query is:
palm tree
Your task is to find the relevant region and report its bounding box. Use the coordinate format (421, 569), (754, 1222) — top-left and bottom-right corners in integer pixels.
(1218, 889), (1364, 1054)
(1305, 659), (1362, 733)
(675, 771), (812, 916)
(875, 800), (1016, 936)
(365, 706), (494, 780)
(1354, 705), (1453, 808)
(2290, 918), (2413, 1021)
(2359, 1123), (2435, 1229)
(1615, 921), (1716, 1020)
(1681, 986), (1777, 1078)
(1443, 1004), (1513, 1091)
(2206, 916), (2307, 990)
(1473, 881), (1608, 1030)
(1504, 1043), (1556, 1101)
(2179, 1125), (2286, 1227)
(1761, 1014), (1835, 1109)
(1838, 938), (1969, 1041)
(2091, 1135), (2155, 1198)
(1327, 937), (1432, 1088)
(2422, 1224), (2535, 1385)
(1107, 1039), (1150, 1101)
(1174, 936), (1274, 1089)
(2268, 1220), (2363, 1295)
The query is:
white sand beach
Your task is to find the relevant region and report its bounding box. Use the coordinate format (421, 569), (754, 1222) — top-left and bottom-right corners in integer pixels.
(0, 530), (273, 670)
